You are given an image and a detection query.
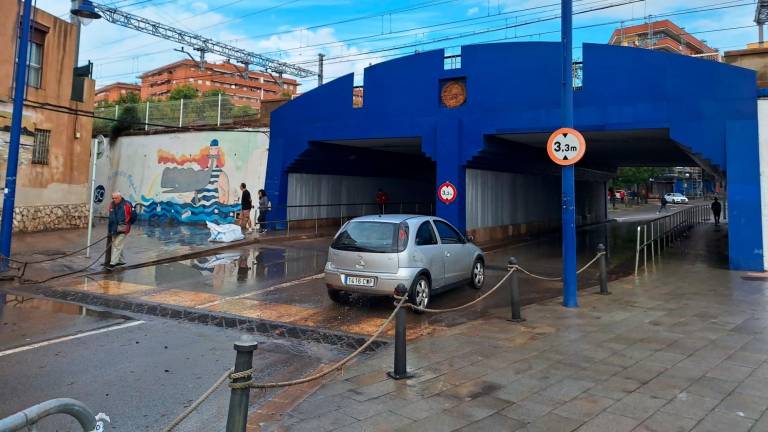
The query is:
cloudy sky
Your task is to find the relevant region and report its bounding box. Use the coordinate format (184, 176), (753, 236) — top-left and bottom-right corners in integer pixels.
(36, 0), (759, 90)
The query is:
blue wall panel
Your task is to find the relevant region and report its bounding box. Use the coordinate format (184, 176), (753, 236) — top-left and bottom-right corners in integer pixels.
(268, 42), (764, 270)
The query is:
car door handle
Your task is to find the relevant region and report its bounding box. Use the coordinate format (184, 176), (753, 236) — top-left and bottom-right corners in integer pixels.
(445, 252), (450, 257)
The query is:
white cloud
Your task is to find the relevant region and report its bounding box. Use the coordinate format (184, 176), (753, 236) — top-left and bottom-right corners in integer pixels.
(467, 7), (480, 16)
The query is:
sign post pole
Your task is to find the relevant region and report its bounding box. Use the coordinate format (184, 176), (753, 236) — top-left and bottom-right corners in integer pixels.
(561, 0), (577, 308)
(0, 0), (33, 271)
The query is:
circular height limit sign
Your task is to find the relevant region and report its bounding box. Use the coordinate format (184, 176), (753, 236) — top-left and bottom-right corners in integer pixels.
(438, 181), (457, 204)
(547, 128), (586, 166)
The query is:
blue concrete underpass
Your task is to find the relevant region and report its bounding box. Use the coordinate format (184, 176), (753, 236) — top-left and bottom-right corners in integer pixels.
(266, 42), (763, 271)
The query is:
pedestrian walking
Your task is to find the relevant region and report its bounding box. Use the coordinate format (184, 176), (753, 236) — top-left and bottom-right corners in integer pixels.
(609, 188), (616, 209)
(257, 189), (271, 233)
(711, 197), (722, 226)
(106, 192), (134, 269)
(376, 188), (389, 215)
(239, 183), (253, 233)
(657, 195), (668, 214)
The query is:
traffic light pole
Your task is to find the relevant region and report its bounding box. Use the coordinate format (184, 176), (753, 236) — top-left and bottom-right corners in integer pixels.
(561, 0), (578, 308)
(0, 0), (33, 270)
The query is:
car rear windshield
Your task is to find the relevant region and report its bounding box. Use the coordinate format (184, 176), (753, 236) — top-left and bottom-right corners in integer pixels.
(331, 221), (407, 253)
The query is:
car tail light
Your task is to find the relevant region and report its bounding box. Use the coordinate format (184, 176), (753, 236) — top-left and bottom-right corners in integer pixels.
(397, 222), (409, 252)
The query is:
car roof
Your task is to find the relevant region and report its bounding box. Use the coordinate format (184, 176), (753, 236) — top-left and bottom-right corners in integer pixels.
(349, 214), (432, 223)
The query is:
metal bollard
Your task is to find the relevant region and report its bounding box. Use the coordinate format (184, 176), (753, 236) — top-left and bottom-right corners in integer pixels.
(225, 339), (258, 432)
(597, 244), (610, 295)
(507, 257), (525, 322)
(104, 233), (112, 267)
(388, 284), (413, 380)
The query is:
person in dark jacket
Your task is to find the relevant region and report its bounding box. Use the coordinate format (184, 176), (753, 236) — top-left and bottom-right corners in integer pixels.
(657, 195), (668, 214)
(257, 189), (270, 233)
(711, 197), (722, 226)
(239, 183), (253, 233)
(107, 192), (134, 268)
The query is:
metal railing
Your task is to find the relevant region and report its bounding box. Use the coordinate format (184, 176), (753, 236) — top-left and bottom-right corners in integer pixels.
(634, 204), (711, 276)
(0, 398), (107, 431)
(252, 201), (434, 238)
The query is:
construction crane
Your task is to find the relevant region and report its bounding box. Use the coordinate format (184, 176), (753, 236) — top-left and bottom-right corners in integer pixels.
(70, 0), (317, 81)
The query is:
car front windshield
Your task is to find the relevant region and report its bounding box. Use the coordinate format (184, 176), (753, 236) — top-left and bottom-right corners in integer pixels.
(331, 222), (398, 253)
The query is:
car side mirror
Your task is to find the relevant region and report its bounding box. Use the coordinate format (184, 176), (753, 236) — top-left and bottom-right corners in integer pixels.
(466, 235), (475, 243)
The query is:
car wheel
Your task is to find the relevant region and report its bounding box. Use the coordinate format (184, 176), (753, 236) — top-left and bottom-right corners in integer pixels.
(470, 259), (485, 289)
(327, 287), (348, 304)
(409, 275), (430, 314)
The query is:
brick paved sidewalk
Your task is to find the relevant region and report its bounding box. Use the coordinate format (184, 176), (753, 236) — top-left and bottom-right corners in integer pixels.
(278, 226), (768, 432)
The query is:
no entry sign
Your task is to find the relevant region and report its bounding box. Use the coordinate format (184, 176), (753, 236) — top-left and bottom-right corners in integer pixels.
(438, 181), (457, 204)
(547, 128), (586, 166)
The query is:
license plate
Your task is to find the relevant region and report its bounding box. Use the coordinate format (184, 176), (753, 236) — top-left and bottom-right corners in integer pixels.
(343, 275), (375, 287)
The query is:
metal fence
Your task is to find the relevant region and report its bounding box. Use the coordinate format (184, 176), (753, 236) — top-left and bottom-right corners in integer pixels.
(93, 94), (260, 133)
(634, 204), (712, 276)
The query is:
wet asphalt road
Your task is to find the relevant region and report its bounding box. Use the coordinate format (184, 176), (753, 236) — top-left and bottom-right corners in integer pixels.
(52, 208), (661, 340)
(0, 295), (345, 431)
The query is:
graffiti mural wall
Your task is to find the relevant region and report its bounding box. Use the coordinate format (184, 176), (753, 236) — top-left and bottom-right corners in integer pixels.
(94, 130), (269, 224)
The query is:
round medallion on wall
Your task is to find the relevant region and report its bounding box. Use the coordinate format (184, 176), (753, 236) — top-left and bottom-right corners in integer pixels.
(441, 81), (466, 108)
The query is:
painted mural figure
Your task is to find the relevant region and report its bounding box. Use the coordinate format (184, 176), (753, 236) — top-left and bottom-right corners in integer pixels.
(141, 139), (240, 223)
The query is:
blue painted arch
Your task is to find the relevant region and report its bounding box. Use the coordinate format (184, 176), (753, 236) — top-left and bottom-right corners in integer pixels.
(267, 42), (763, 271)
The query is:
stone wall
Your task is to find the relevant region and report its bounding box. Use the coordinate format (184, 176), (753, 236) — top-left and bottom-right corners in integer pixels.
(4, 203), (89, 232)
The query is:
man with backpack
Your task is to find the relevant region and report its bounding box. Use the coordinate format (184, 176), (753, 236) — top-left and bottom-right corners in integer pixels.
(107, 191), (135, 269)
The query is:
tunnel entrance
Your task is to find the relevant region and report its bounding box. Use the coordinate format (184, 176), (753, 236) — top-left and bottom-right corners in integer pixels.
(285, 138), (436, 226)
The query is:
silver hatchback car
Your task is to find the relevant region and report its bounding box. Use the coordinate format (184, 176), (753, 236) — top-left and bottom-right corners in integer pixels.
(324, 215), (485, 310)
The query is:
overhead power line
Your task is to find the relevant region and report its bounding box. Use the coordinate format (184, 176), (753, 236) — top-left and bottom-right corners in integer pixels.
(88, 1), (316, 78)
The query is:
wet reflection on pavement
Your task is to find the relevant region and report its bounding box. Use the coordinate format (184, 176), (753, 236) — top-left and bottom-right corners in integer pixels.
(55, 221), (646, 340)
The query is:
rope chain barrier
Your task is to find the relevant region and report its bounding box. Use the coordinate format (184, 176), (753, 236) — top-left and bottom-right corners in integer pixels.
(0, 236), (110, 284)
(397, 269), (515, 313)
(513, 251), (606, 281)
(161, 367), (234, 432)
(229, 295), (408, 390)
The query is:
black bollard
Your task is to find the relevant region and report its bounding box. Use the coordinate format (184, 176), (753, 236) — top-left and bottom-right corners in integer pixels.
(225, 339), (258, 432)
(103, 233), (112, 267)
(388, 284), (413, 380)
(507, 257), (525, 322)
(597, 244), (610, 295)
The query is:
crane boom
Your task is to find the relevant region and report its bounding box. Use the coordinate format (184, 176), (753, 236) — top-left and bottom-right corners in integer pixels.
(92, 2), (316, 78)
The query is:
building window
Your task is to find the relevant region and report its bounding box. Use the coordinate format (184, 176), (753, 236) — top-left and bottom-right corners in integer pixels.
(32, 129), (50, 165)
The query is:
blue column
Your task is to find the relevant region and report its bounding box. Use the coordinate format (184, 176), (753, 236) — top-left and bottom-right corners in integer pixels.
(0, 0), (33, 270)
(561, 0), (578, 308)
(433, 117), (466, 231)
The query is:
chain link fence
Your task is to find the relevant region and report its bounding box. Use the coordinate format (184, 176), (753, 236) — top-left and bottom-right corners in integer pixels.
(93, 95), (261, 135)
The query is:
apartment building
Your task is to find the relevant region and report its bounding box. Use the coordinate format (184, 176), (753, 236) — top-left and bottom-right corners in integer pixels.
(138, 59), (299, 109)
(0, 3), (95, 232)
(94, 82), (141, 104)
(609, 20), (719, 60)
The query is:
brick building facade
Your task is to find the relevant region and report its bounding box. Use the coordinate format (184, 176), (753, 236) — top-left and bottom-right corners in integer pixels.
(138, 59), (299, 109)
(609, 20), (719, 60)
(94, 82), (141, 104)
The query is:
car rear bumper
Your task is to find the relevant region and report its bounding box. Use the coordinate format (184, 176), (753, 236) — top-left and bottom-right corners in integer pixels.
(324, 267), (421, 296)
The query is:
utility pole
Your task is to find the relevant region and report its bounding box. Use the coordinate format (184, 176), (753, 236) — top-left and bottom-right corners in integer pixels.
(561, 0), (577, 308)
(0, 0), (33, 270)
(318, 53), (325, 86)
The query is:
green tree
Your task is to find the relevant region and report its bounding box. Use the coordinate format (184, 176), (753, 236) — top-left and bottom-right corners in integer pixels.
(202, 89), (225, 97)
(232, 104), (258, 120)
(168, 84), (199, 101)
(110, 104), (141, 141)
(116, 91), (141, 105)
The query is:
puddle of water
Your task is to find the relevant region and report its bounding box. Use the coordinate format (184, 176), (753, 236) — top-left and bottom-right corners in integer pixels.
(1, 294), (128, 321)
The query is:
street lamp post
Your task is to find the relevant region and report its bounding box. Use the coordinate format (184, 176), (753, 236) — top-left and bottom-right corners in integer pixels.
(0, 0), (34, 270)
(561, 0), (577, 308)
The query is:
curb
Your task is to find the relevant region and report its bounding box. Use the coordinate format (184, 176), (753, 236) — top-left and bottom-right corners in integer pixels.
(7, 284), (388, 353)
